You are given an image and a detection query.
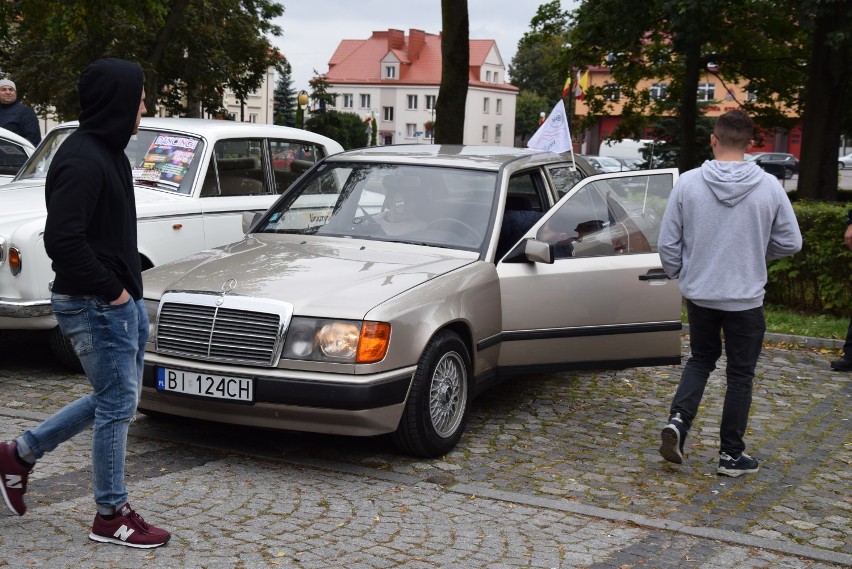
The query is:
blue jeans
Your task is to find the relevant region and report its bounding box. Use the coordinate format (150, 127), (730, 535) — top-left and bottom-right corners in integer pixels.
(16, 295), (147, 516)
(669, 300), (766, 456)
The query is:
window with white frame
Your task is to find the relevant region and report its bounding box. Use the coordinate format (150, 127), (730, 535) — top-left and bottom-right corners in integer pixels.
(383, 106), (394, 121)
(249, 114), (257, 123)
(494, 72), (499, 83)
(697, 83), (716, 102)
(650, 83), (667, 100)
(483, 98), (490, 113)
(603, 83), (621, 101)
(496, 99), (502, 114)
(406, 123), (417, 138)
(482, 126), (488, 142)
(342, 94), (354, 108)
(486, 70), (492, 82)
(360, 94), (371, 108)
(746, 91), (758, 102)
(407, 94), (418, 109)
(495, 124), (502, 144)
(385, 66), (396, 79)
(426, 95), (437, 110)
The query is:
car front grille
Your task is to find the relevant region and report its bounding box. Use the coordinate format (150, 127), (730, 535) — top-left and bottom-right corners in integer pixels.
(154, 292), (293, 367)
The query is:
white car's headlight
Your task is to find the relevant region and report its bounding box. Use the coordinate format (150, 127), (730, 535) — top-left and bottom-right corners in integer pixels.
(283, 317), (390, 364)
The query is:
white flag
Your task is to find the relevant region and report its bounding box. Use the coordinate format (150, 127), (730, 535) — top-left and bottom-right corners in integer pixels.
(527, 99), (572, 154)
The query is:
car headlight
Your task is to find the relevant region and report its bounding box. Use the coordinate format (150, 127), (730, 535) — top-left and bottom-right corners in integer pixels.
(282, 317), (390, 364)
(143, 298), (160, 339)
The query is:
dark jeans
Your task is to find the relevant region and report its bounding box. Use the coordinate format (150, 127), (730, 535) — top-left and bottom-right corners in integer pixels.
(670, 300), (766, 456)
(844, 318), (852, 358)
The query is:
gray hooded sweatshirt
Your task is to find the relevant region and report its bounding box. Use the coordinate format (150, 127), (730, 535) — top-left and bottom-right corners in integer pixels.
(658, 160), (802, 311)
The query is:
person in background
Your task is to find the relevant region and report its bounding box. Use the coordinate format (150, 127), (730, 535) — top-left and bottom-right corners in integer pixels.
(0, 78), (42, 146)
(0, 58), (170, 548)
(829, 209), (852, 372)
(656, 109), (802, 477)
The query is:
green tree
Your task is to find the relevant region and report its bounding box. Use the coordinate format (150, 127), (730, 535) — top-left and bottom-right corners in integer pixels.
(308, 71), (336, 114)
(306, 111), (367, 150)
(435, 0), (468, 144)
(515, 91), (551, 144)
(0, 0), (285, 120)
(508, 1), (570, 104)
(273, 61), (297, 127)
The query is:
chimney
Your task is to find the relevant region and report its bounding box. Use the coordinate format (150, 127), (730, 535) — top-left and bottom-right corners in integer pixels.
(387, 29), (405, 50)
(409, 29), (425, 60)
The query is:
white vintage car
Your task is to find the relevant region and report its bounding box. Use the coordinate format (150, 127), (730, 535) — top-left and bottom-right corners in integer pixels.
(0, 126), (35, 185)
(0, 118), (343, 368)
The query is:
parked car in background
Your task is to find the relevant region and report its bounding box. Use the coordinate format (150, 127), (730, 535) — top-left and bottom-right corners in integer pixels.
(138, 145), (681, 457)
(839, 153), (852, 169)
(0, 127), (35, 185)
(581, 154), (625, 173)
(615, 157), (645, 171)
(0, 118), (343, 369)
(745, 152), (799, 179)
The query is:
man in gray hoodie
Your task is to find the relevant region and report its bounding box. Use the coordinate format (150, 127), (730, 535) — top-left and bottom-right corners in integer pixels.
(657, 110), (802, 477)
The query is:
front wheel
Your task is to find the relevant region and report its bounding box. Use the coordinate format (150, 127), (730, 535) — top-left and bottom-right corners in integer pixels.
(784, 167), (794, 179)
(392, 330), (471, 458)
(47, 326), (84, 372)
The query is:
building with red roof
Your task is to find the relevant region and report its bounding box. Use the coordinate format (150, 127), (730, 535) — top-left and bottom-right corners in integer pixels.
(323, 28), (518, 146)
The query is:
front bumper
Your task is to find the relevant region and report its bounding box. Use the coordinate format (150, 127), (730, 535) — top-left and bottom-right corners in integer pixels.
(139, 355), (415, 437)
(0, 298), (53, 319)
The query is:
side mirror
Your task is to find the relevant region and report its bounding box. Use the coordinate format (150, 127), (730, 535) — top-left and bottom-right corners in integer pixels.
(242, 211), (262, 234)
(502, 238), (554, 264)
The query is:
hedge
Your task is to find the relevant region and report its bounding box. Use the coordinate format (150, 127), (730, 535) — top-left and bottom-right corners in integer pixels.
(765, 196), (852, 316)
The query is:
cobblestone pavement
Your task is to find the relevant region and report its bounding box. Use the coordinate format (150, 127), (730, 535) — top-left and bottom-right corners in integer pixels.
(0, 330), (849, 568)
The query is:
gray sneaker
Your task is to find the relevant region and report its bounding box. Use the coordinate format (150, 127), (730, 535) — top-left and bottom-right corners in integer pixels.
(659, 412), (686, 464)
(717, 452), (760, 477)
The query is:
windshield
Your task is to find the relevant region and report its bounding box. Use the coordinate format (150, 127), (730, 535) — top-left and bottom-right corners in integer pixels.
(256, 162), (497, 251)
(17, 127), (205, 195)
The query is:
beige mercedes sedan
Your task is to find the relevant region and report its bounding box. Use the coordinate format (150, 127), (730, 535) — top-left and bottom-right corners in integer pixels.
(139, 145), (681, 457)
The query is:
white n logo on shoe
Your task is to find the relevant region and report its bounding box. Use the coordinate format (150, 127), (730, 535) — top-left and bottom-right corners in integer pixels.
(114, 525), (135, 541)
(3, 474), (22, 489)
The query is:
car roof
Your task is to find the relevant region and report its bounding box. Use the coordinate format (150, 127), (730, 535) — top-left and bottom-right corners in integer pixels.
(0, 126), (36, 151)
(324, 144), (579, 171)
(52, 118), (343, 149)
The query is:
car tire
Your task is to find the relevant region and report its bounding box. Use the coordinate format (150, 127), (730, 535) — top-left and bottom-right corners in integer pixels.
(47, 326), (84, 372)
(840, 162), (846, 170)
(784, 167), (794, 179)
(391, 330), (471, 458)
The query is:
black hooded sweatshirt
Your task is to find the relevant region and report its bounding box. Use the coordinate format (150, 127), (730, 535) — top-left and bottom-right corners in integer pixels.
(44, 58), (144, 301)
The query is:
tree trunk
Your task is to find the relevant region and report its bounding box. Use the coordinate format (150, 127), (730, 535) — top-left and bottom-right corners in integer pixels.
(796, 7), (852, 201)
(678, 43), (702, 172)
(435, 0), (469, 144)
(142, 0), (191, 114)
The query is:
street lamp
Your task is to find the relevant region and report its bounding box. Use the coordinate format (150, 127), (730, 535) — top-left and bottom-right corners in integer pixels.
(296, 90), (309, 129)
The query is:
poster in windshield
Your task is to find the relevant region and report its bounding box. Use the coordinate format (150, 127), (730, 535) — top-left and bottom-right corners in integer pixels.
(133, 134), (200, 190)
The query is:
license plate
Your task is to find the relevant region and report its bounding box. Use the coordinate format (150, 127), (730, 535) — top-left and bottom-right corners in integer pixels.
(156, 367), (254, 403)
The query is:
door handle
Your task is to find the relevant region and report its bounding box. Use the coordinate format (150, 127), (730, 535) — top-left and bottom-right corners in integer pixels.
(639, 269), (670, 281)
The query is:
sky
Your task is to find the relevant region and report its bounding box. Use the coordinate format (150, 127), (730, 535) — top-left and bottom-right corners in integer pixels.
(271, 1), (579, 91)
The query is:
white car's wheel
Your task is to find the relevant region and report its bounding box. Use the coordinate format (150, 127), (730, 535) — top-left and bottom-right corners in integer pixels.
(392, 330), (471, 457)
(47, 326), (83, 372)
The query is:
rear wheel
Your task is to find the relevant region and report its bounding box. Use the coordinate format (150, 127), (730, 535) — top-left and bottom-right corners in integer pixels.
(47, 326), (83, 372)
(392, 330), (471, 458)
(784, 167), (794, 179)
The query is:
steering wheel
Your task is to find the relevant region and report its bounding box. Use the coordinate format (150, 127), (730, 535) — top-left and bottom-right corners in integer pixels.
(353, 206), (386, 235)
(426, 217), (479, 240)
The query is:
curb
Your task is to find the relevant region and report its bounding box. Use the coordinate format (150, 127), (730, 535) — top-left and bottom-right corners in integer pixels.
(681, 324), (845, 351)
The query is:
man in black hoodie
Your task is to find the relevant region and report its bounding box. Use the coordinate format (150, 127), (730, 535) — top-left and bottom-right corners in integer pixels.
(0, 58), (170, 549)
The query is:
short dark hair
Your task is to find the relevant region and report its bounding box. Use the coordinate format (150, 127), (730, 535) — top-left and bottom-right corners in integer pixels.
(713, 110), (753, 149)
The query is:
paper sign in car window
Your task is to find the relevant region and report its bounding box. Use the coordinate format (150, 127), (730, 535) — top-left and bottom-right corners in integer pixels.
(133, 134), (200, 190)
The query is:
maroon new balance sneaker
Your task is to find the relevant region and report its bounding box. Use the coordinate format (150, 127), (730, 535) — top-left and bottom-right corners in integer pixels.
(89, 503), (171, 548)
(0, 440), (32, 516)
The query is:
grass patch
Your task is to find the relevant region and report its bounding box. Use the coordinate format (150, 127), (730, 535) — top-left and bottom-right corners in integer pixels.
(681, 303), (848, 340)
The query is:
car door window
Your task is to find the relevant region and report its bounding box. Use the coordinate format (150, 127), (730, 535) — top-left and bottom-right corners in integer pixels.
(536, 173), (673, 258)
(0, 138), (29, 176)
(269, 140), (323, 194)
(201, 138), (268, 197)
(547, 165), (586, 197)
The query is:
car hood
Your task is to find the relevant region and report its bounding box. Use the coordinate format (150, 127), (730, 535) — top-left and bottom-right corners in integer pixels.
(0, 179), (48, 227)
(144, 235), (476, 319)
(0, 180), (188, 230)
